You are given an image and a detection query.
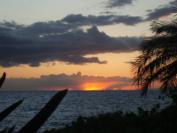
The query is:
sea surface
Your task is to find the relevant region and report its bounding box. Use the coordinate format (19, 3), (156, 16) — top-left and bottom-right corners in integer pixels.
(0, 90), (171, 132)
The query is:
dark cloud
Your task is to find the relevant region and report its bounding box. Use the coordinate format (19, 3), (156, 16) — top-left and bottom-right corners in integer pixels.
(170, 0), (177, 5)
(104, 0), (176, 21)
(3, 3), (176, 68)
(62, 14), (143, 26)
(146, 1), (177, 21)
(3, 72), (133, 90)
(0, 21), (142, 67)
(106, 0), (136, 8)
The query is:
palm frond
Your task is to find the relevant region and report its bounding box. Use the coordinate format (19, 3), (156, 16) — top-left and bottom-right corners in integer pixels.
(132, 18), (177, 95)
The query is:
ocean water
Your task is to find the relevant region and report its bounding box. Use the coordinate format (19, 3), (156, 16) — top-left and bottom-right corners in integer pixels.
(0, 90), (171, 132)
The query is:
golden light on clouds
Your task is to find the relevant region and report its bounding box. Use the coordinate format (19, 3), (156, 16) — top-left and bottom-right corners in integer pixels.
(0, 51), (140, 91)
(0, 51), (140, 79)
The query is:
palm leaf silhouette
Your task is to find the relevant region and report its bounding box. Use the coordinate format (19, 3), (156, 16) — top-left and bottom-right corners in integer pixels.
(0, 100), (23, 122)
(0, 72), (6, 88)
(18, 90), (68, 133)
(132, 18), (177, 95)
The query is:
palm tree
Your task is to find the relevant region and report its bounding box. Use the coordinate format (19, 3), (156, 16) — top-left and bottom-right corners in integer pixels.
(132, 19), (177, 96)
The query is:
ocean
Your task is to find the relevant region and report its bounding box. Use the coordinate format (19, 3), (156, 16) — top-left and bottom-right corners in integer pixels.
(0, 90), (171, 132)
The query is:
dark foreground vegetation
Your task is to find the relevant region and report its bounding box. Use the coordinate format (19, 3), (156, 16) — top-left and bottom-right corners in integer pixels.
(45, 102), (177, 133)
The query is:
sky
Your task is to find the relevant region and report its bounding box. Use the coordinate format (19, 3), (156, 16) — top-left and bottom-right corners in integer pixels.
(0, 0), (176, 90)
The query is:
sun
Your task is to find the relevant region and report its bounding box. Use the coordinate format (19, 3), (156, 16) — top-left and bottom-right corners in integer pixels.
(82, 83), (104, 91)
(81, 82), (115, 91)
(84, 86), (101, 91)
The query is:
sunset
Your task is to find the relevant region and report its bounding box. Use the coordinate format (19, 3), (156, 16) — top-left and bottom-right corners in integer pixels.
(0, 0), (174, 91)
(82, 82), (116, 91)
(0, 0), (176, 132)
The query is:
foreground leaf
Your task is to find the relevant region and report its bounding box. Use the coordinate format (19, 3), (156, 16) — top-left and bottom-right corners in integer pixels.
(18, 90), (68, 133)
(0, 100), (23, 122)
(0, 72), (6, 88)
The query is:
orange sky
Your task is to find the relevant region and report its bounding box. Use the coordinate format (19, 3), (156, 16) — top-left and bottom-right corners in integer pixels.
(0, 51), (141, 91)
(1, 51), (140, 79)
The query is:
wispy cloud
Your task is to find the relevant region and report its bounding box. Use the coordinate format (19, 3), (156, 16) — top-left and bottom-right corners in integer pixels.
(146, 2), (177, 21)
(104, 0), (176, 21)
(105, 0), (136, 8)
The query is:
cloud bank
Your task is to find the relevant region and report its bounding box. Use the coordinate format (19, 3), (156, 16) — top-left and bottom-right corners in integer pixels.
(0, 0), (176, 67)
(0, 20), (142, 67)
(3, 72), (134, 90)
(62, 14), (143, 26)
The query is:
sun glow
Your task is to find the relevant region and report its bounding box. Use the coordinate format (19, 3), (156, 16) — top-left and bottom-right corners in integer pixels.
(82, 82), (115, 91)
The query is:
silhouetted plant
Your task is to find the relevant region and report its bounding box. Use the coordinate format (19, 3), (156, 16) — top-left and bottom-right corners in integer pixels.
(0, 72), (6, 88)
(0, 100), (23, 122)
(45, 104), (177, 133)
(18, 90), (68, 133)
(132, 18), (177, 96)
(0, 126), (15, 133)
